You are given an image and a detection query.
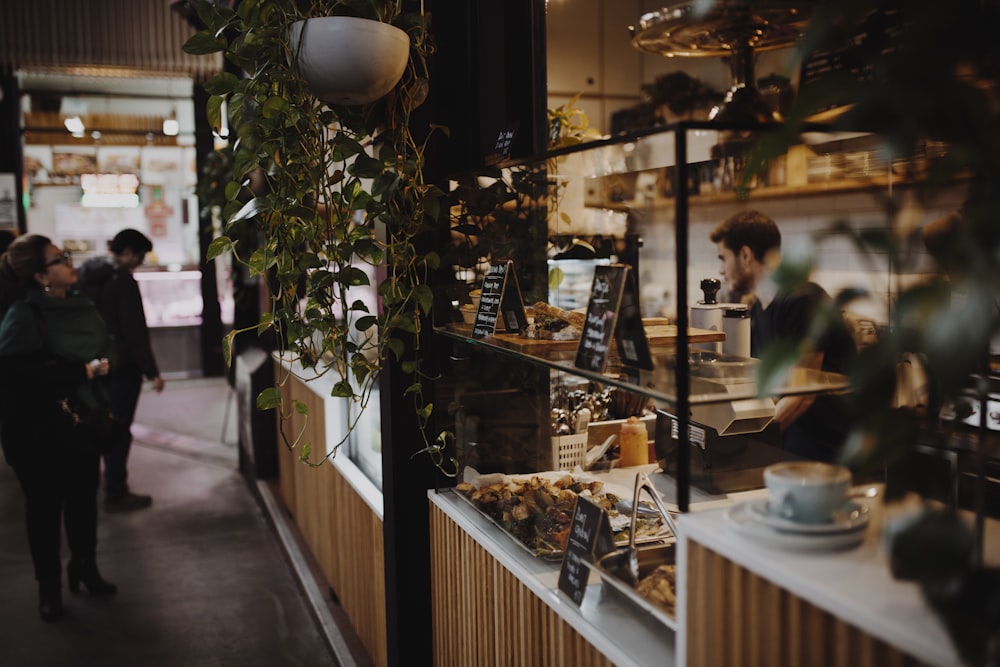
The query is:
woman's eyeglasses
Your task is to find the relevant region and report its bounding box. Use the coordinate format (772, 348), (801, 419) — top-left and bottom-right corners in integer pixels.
(45, 251), (73, 268)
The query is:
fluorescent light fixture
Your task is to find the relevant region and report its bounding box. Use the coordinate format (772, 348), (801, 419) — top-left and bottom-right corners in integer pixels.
(80, 173), (140, 208)
(162, 118), (179, 136)
(81, 193), (140, 208)
(64, 115), (85, 134)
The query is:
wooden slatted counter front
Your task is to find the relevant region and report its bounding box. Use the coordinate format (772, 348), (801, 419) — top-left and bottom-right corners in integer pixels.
(676, 499), (996, 667)
(276, 364), (388, 667)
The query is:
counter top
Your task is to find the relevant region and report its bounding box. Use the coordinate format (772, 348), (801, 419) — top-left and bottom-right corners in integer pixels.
(677, 493), (999, 667)
(429, 488), (676, 667)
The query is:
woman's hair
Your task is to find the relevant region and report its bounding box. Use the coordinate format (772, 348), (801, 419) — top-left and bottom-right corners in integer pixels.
(0, 234), (52, 310)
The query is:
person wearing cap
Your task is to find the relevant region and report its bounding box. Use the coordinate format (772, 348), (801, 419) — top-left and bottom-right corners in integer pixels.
(80, 229), (164, 512)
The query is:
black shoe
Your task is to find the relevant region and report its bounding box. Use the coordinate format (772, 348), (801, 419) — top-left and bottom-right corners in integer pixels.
(105, 491), (152, 513)
(67, 561), (117, 597)
(38, 581), (63, 622)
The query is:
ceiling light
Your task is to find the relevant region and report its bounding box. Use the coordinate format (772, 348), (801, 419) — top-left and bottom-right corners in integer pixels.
(64, 115), (85, 134)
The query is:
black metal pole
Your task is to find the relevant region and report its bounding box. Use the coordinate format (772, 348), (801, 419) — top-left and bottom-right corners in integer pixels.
(675, 126), (690, 513)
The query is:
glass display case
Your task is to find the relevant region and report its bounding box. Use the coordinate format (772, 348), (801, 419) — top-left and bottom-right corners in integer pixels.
(135, 266), (203, 327)
(134, 266), (204, 377)
(434, 119), (966, 510)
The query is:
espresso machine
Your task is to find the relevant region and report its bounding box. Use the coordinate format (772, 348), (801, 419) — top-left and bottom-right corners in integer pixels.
(653, 278), (777, 493)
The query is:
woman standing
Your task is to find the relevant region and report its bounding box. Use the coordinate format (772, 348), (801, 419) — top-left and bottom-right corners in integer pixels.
(0, 234), (118, 621)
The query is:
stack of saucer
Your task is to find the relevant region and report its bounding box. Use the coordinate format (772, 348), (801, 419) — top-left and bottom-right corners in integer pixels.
(725, 498), (870, 551)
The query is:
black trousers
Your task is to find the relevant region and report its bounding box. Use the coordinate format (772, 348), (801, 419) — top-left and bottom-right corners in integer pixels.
(103, 365), (143, 500)
(11, 432), (101, 584)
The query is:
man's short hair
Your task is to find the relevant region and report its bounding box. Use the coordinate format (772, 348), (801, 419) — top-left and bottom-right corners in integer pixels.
(709, 210), (781, 261)
(109, 229), (153, 255)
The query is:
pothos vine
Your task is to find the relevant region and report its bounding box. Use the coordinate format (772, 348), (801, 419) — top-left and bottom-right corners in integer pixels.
(184, 0), (455, 473)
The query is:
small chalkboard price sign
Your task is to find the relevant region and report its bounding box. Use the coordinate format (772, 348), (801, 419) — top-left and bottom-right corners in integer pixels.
(485, 123), (519, 166)
(557, 495), (615, 606)
(472, 260), (528, 339)
(574, 264), (653, 373)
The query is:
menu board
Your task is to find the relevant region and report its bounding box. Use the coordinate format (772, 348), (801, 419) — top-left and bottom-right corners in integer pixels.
(575, 264), (652, 373)
(485, 123), (519, 167)
(799, 5), (902, 116)
(472, 260), (528, 338)
(557, 495), (615, 606)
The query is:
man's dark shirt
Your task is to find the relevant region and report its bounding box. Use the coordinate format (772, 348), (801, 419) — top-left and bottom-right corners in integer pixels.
(750, 282), (856, 461)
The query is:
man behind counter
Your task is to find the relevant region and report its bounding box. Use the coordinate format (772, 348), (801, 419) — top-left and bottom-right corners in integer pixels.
(710, 210), (857, 462)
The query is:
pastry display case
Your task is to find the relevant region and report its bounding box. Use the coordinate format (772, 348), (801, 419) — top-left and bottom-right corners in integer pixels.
(429, 118), (969, 665)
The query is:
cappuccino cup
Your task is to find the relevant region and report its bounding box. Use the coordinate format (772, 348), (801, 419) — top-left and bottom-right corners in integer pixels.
(763, 462), (851, 524)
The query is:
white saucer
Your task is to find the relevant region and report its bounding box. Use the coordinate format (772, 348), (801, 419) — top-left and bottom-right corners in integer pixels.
(746, 499), (870, 534)
(725, 502), (868, 552)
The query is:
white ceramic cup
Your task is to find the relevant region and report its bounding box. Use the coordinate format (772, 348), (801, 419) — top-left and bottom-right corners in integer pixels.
(763, 462), (852, 524)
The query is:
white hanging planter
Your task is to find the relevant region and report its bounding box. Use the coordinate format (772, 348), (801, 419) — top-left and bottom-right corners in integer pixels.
(289, 16), (409, 106)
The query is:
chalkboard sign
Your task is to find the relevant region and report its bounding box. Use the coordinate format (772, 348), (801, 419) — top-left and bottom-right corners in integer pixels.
(799, 5), (902, 117)
(616, 267), (654, 371)
(557, 495), (615, 606)
(575, 264), (652, 372)
(484, 123), (519, 167)
(472, 260), (528, 338)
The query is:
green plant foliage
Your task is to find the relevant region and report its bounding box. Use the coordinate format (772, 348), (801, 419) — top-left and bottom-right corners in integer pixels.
(184, 0), (447, 468)
(750, 1), (1000, 661)
(442, 165), (551, 303)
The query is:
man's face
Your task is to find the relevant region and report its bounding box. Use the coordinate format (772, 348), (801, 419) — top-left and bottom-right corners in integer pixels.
(717, 241), (755, 296)
(119, 248), (147, 271)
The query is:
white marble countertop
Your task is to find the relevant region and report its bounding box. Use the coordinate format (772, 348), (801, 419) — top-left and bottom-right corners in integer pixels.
(676, 491), (999, 667)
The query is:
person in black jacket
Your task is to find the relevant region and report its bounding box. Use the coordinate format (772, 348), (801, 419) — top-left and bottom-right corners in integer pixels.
(0, 234), (119, 622)
(80, 229), (164, 512)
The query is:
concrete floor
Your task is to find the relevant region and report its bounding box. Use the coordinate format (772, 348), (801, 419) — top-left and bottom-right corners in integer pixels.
(0, 377), (345, 666)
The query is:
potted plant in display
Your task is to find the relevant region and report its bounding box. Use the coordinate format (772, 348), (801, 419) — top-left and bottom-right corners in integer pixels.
(183, 0), (449, 469)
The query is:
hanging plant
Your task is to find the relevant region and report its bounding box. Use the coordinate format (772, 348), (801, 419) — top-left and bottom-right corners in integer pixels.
(183, 0), (450, 469)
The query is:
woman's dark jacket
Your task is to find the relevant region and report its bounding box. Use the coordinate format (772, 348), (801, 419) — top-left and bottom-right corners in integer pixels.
(0, 290), (116, 467)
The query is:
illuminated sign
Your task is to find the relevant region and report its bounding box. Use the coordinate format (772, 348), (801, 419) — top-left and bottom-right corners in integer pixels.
(80, 173), (140, 208)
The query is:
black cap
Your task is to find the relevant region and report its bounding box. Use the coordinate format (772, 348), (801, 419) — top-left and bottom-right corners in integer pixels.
(109, 229), (153, 254)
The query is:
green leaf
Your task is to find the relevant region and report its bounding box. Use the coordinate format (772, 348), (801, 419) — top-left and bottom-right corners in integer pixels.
(222, 330), (235, 368)
(256, 386), (281, 410)
(331, 380), (354, 398)
(299, 443), (312, 462)
(294, 400), (309, 415)
(248, 247), (275, 275)
(337, 267), (370, 287)
(414, 284), (434, 314)
(351, 153), (385, 179)
(386, 338), (405, 361)
(261, 95), (289, 119)
(207, 235), (235, 261)
(331, 134), (364, 161)
(183, 32), (227, 55)
(229, 197), (262, 225)
(754, 341), (802, 395)
(207, 95), (224, 134)
(203, 72), (240, 96)
(355, 315), (378, 331)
